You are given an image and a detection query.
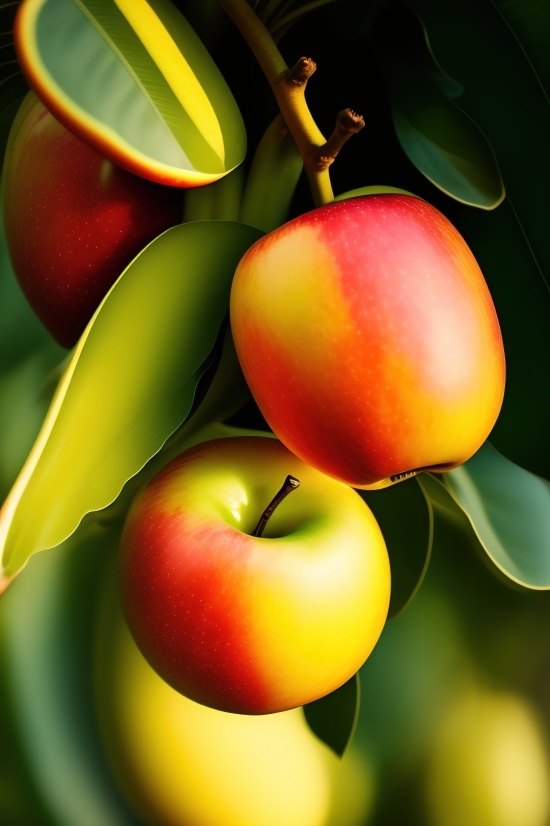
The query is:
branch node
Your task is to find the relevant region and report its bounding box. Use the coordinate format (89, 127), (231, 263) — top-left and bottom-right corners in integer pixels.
(314, 108), (365, 170)
(281, 56), (317, 87)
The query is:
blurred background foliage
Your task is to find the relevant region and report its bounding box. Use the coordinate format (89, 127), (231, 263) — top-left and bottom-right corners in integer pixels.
(3, 0), (550, 824)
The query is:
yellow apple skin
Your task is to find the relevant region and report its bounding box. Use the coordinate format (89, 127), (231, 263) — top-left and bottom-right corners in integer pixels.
(120, 436), (390, 714)
(96, 597), (375, 826)
(425, 687), (550, 826)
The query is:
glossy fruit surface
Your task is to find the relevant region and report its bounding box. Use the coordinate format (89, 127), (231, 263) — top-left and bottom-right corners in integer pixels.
(97, 596), (375, 826)
(230, 194), (506, 488)
(3, 93), (183, 347)
(120, 436), (390, 714)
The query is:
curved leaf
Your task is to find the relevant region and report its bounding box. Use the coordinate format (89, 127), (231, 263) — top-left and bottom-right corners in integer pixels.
(99, 327), (254, 527)
(239, 114), (304, 233)
(1, 526), (141, 826)
(434, 442), (550, 589)
(391, 76), (504, 208)
(358, 477), (433, 618)
(403, 0), (550, 479)
(406, 0), (550, 291)
(372, 3), (504, 208)
(0, 345), (62, 503)
(184, 166), (245, 223)
(489, 0), (550, 100)
(15, 0), (246, 185)
(0, 221), (263, 583)
(303, 673), (360, 758)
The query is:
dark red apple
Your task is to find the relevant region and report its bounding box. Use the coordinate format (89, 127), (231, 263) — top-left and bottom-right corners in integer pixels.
(3, 93), (183, 347)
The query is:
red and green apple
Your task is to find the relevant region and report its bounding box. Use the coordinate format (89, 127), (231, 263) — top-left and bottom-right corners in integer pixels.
(119, 435), (390, 715)
(3, 92), (183, 348)
(230, 194), (506, 488)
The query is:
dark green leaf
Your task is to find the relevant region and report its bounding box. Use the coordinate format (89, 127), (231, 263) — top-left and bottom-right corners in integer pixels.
(405, 0), (550, 478)
(358, 478), (433, 618)
(453, 201), (550, 479)
(490, 0), (550, 99)
(303, 672), (360, 757)
(373, 3), (504, 208)
(406, 0), (550, 289)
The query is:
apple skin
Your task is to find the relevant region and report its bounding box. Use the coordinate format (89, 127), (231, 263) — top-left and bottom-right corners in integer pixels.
(119, 436), (390, 715)
(3, 93), (183, 348)
(97, 592), (375, 826)
(230, 194), (506, 488)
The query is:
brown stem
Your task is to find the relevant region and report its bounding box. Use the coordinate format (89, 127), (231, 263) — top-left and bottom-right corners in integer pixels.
(253, 475), (300, 537)
(314, 109), (365, 170)
(285, 55), (317, 86)
(217, 0), (363, 206)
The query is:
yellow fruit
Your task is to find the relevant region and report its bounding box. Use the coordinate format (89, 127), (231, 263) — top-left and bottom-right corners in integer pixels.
(426, 687), (550, 826)
(96, 585), (375, 826)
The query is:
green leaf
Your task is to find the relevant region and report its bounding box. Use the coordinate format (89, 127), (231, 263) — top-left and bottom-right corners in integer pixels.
(454, 201), (550, 480)
(0, 221), (262, 582)
(409, 0), (550, 476)
(372, 3), (504, 208)
(303, 673), (360, 758)
(358, 478), (433, 618)
(405, 0), (550, 288)
(0, 344), (62, 503)
(99, 327), (255, 527)
(432, 442), (550, 589)
(17, 0), (246, 184)
(489, 0), (550, 99)
(390, 77), (504, 209)
(184, 166), (245, 223)
(240, 114), (303, 233)
(403, 0), (550, 477)
(1, 526), (141, 825)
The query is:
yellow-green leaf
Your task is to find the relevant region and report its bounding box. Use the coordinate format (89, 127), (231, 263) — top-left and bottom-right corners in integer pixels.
(15, 0), (246, 185)
(0, 220), (262, 583)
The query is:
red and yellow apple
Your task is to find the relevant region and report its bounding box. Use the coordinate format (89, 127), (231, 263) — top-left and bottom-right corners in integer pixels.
(2, 92), (183, 347)
(119, 435), (390, 715)
(230, 194), (506, 488)
(97, 592), (376, 826)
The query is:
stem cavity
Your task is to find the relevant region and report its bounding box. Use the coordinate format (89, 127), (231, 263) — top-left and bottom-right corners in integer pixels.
(253, 475), (300, 538)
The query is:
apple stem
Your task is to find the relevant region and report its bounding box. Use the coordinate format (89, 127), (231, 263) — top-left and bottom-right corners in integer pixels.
(216, 0), (364, 206)
(253, 475), (300, 537)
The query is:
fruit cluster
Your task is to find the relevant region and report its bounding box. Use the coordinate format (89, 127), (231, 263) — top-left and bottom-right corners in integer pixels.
(1, 0), (505, 720)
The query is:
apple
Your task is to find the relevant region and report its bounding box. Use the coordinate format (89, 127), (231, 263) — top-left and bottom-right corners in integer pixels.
(2, 92), (183, 348)
(230, 194), (506, 488)
(97, 593), (376, 826)
(119, 435), (390, 715)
